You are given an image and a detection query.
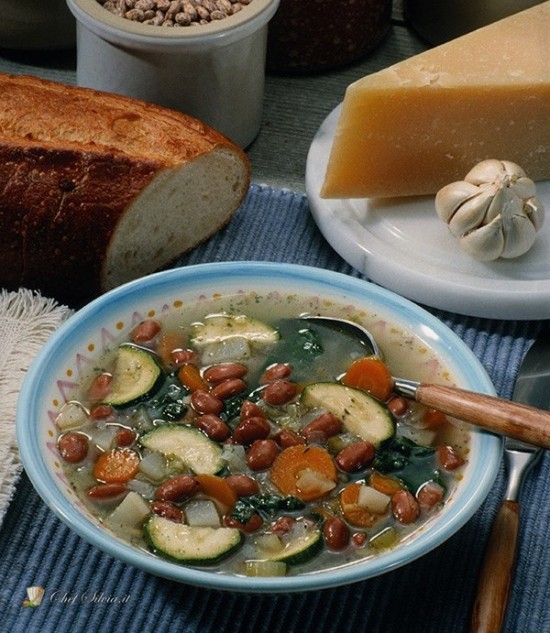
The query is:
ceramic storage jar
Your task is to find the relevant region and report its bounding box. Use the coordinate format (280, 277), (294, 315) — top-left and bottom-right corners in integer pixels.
(266, 0), (392, 73)
(66, 0), (279, 147)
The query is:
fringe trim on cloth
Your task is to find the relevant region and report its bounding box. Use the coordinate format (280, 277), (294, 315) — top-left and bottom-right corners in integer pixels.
(0, 288), (72, 526)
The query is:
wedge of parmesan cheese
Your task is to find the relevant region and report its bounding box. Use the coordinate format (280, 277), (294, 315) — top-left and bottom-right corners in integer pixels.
(321, 2), (550, 199)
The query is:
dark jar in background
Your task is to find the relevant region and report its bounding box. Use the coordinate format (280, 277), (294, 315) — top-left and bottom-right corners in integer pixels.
(266, 0), (393, 74)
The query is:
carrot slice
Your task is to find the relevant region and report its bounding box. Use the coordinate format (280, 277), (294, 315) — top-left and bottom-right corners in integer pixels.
(339, 482), (382, 528)
(178, 363), (209, 392)
(93, 448), (140, 483)
(157, 330), (188, 368)
(370, 471), (403, 496)
(421, 407), (448, 429)
(342, 356), (393, 402)
(195, 474), (238, 512)
(270, 445), (337, 502)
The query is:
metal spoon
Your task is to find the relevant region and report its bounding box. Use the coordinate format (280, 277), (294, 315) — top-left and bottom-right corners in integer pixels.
(300, 315), (550, 449)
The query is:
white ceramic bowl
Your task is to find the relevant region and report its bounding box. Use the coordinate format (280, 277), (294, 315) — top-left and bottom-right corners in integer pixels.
(16, 262), (501, 592)
(66, 0), (279, 147)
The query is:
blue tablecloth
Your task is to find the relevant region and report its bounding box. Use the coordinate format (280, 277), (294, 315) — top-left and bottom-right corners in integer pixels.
(1, 184), (548, 633)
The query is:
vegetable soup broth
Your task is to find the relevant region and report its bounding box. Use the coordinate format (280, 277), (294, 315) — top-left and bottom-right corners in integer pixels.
(56, 291), (468, 576)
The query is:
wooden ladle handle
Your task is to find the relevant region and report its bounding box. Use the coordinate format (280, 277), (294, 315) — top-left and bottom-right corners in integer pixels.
(470, 500), (519, 632)
(414, 384), (550, 448)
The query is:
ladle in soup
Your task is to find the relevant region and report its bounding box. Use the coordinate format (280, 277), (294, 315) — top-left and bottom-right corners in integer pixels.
(301, 316), (550, 449)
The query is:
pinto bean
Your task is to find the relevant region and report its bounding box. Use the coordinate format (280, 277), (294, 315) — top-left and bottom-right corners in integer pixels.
(269, 516), (294, 536)
(90, 404), (114, 420)
(417, 481), (445, 508)
(302, 412), (342, 444)
(335, 440), (375, 473)
(246, 439), (279, 471)
(204, 363), (248, 384)
(190, 389), (224, 415)
(210, 378), (247, 400)
(260, 363), (292, 384)
(131, 319), (161, 344)
(274, 428), (306, 449)
(58, 431), (89, 463)
(89, 373), (112, 402)
(87, 482), (127, 499)
(262, 379), (298, 405)
(224, 513), (263, 533)
(171, 348), (197, 367)
(387, 396), (408, 417)
(150, 501), (184, 522)
(391, 489), (420, 525)
(232, 416), (271, 444)
(225, 474), (259, 497)
(437, 445), (464, 471)
(323, 516), (350, 551)
(195, 414), (231, 441)
(240, 400), (266, 420)
(155, 475), (198, 502)
(116, 428), (137, 447)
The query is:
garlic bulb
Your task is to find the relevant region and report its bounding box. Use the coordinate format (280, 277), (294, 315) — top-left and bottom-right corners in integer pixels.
(435, 159), (545, 261)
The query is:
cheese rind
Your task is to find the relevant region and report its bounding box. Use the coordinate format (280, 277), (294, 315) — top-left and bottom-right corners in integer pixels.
(321, 2), (550, 199)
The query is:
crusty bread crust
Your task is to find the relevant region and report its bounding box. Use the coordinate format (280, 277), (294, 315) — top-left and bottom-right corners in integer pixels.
(0, 73), (250, 306)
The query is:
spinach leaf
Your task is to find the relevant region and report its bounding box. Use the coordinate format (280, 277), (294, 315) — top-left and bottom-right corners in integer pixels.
(374, 437), (443, 494)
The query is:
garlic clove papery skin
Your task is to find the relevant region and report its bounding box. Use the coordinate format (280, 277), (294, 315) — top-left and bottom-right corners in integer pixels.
(435, 181), (480, 223)
(460, 216), (505, 261)
(500, 212), (537, 259)
(435, 159), (545, 261)
(446, 187), (497, 237)
(525, 196), (545, 232)
(465, 159), (513, 185)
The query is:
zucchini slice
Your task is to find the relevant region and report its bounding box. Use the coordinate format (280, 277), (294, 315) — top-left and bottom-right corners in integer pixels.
(140, 425), (224, 475)
(190, 314), (279, 347)
(103, 344), (164, 408)
(301, 383), (395, 448)
(144, 516), (242, 565)
(269, 529), (323, 566)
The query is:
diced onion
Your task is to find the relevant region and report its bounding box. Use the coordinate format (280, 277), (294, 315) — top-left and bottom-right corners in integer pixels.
(127, 478), (156, 499)
(201, 338), (251, 364)
(221, 444), (247, 473)
(357, 485), (391, 515)
(90, 426), (118, 452)
(107, 491), (150, 531)
(139, 451), (169, 482)
(184, 499), (221, 527)
(254, 533), (284, 555)
(55, 401), (89, 431)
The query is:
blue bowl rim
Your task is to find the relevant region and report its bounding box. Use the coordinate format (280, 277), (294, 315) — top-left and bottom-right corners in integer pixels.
(16, 261), (502, 593)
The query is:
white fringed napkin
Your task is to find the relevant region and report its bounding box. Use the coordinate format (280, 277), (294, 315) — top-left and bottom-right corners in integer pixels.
(0, 289), (72, 526)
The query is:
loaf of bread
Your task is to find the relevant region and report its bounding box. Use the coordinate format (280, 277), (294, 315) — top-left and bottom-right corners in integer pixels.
(0, 73), (251, 306)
